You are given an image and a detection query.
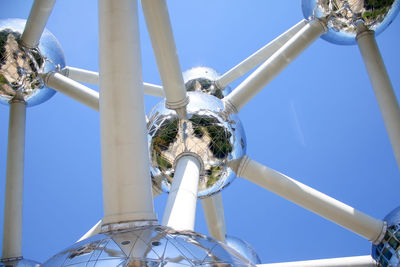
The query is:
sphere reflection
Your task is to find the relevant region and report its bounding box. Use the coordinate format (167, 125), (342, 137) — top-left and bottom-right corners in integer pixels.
(302, 0), (400, 45)
(147, 92), (246, 198)
(0, 18), (65, 106)
(372, 206), (400, 267)
(0, 258), (40, 267)
(226, 235), (261, 265)
(42, 225), (254, 267)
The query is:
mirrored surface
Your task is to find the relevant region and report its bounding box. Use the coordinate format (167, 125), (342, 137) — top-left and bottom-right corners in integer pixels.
(42, 225), (254, 267)
(0, 18), (65, 106)
(226, 236), (261, 265)
(0, 258), (40, 267)
(372, 206), (400, 267)
(147, 92), (246, 198)
(302, 0), (400, 44)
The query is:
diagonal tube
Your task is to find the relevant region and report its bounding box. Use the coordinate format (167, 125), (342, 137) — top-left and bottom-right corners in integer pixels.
(224, 19), (327, 113)
(356, 23), (400, 172)
(21, 0), (56, 48)
(229, 156), (386, 243)
(60, 66), (165, 97)
(42, 72), (99, 111)
(1, 96), (26, 260)
(141, 0), (188, 119)
(98, 0), (157, 226)
(216, 19), (308, 89)
(201, 193), (227, 242)
(256, 255), (376, 267)
(162, 155), (201, 231)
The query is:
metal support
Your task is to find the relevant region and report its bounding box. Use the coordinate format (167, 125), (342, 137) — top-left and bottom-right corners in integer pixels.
(141, 0), (188, 119)
(162, 155), (201, 231)
(257, 255), (377, 267)
(43, 72), (99, 111)
(21, 0), (56, 48)
(77, 220), (102, 242)
(1, 96), (26, 260)
(201, 193), (226, 242)
(60, 66), (165, 97)
(98, 0), (157, 225)
(216, 19), (308, 89)
(229, 156), (386, 243)
(356, 23), (400, 171)
(224, 19), (327, 113)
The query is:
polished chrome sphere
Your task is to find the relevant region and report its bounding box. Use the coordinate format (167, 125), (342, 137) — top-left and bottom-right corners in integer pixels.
(42, 225), (253, 267)
(302, 0), (400, 45)
(147, 92), (246, 198)
(0, 258), (40, 267)
(183, 67), (229, 99)
(226, 235), (261, 265)
(372, 206), (400, 267)
(0, 18), (65, 106)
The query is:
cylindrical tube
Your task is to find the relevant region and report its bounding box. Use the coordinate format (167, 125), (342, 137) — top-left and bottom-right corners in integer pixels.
(141, 0), (188, 117)
(216, 19), (308, 89)
(225, 19), (327, 113)
(21, 0), (56, 48)
(61, 66), (99, 85)
(235, 156), (385, 243)
(162, 155), (201, 231)
(256, 255), (376, 267)
(356, 25), (400, 171)
(43, 72), (99, 111)
(1, 98), (26, 259)
(201, 193), (226, 242)
(98, 0), (156, 225)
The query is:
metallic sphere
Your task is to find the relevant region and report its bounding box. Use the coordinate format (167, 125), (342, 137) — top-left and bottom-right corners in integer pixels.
(147, 92), (246, 198)
(0, 258), (40, 267)
(302, 0), (400, 45)
(0, 18), (65, 106)
(183, 67), (229, 99)
(42, 225), (254, 267)
(226, 236), (261, 265)
(372, 206), (400, 267)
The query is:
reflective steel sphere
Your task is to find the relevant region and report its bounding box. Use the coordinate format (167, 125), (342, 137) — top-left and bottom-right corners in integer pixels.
(0, 258), (40, 267)
(302, 0), (400, 45)
(0, 18), (65, 106)
(42, 225), (254, 267)
(147, 92), (246, 198)
(183, 67), (229, 99)
(226, 235), (261, 265)
(372, 206), (400, 267)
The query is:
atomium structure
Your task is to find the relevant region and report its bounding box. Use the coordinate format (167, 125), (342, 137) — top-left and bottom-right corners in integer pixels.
(0, 0), (399, 267)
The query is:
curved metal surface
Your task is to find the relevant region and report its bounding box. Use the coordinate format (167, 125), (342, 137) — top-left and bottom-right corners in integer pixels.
(372, 206), (400, 267)
(302, 0), (400, 45)
(0, 258), (40, 267)
(226, 235), (261, 265)
(0, 18), (65, 106)
(147, 92), (246, 198)
(42, 225), (253, 267)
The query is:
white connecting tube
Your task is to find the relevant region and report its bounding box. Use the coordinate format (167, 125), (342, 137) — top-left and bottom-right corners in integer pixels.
(356, 23), (400, 171)
(257, 255), (376, 267)
(230, 156), (386, 243)
(201, 193), (226, 242)
(1, 97), (26, 260)
(98, 0), (156, 225)
(224, 19), (327, 113)
(162, 155), (201, 231)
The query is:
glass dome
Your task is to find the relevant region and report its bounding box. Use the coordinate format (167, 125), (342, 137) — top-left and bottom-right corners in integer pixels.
(42, 225), (254, 267)
(0, 18), (65, 106)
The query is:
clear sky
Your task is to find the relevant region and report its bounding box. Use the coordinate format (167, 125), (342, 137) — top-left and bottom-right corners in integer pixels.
(1, 0), (400, 265)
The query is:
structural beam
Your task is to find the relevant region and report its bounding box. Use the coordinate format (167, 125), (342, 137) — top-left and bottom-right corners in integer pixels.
(61, 66), (165, 97)
(224, 19), (327, 113)
(141, 0), (188, 119)
(98, 0), (156, 225)
(162, 155), (200, 231)
(1, 96), (26, 260)
(77, 220), (102, 242)
(257, 255), (377, 267)
(216, 19), (308, 89)
(229, 156), (386, 243)
(201, 193), (226, 242)
(356, 23), (400, 171)
(21, 0), (56, 48)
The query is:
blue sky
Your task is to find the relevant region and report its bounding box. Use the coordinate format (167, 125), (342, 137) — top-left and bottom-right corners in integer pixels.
(1, 0), (400, 264)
